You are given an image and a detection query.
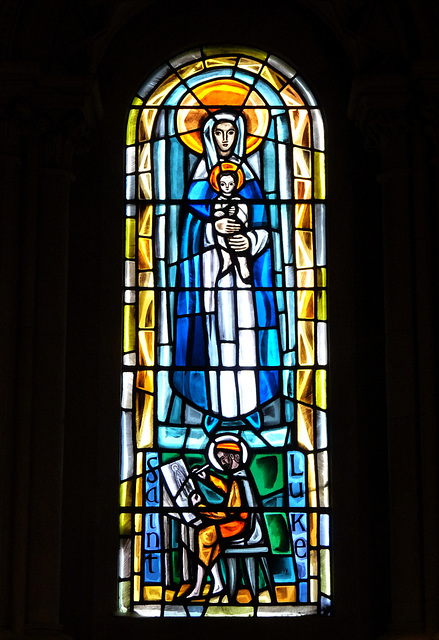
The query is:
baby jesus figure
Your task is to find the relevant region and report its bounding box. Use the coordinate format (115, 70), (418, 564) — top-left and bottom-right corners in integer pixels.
(210, 163), (251, 283)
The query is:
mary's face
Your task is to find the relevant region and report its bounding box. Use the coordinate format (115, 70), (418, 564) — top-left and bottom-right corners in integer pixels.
(213, 122), (237, 156)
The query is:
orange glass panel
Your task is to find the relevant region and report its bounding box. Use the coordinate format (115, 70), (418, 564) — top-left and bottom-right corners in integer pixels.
(310, 549), (318, 576)
(134, 576), (140, 602)
(137, 370), (154, 393)
(298, 320), (314, 365)
(280, 84), (305, 107)
(310, 512), (317, 546)
(193, 78), (250, 106)
(139, 238), (153, 270)
(135, 478), (143, 508)
(134, 535), (141, 571)
(146, 73), (180, 106)
(135, 513), (142, 532)
(294, 179), (312, 200)
(139, 204), (153, 237)
(237, 57), (263, 74)
(297, 290), (314, 319)
(289, 109), (310, 147)
(293, 148), (312, 178)
(139, 143), (151, 172)
(261, 66), (285, 90)
(297, 369), (313, 405)
(295, 230), (314, 269)
(139, 291), (154, 328)
(297, 269), (314, 288)
(136, 392), (153, 448)
(139, 271), (154, 288)
(297, 403), (313, 450)
(295, 203), (312, 229)
(139, 108), (157, 142)
(139, 330), (154, 366)
(275, 586), (296, 603)
(139, 173), (152, 199)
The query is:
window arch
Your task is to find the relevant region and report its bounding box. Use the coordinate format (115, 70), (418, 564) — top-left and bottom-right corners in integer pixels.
(120, 45), (330, 618)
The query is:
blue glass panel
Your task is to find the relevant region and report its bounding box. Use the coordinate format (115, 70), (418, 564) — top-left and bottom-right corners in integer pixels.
(233, 70), (256, 84)
(320, 514), (330, 546)
(184, 404), (203, 424)
(255, 80), (283, 106)
(269, 203), (279, 229)
(159, 346), (172, 366)
(155, 110), (166, 138)
(164, 83), (187, 106)
(144, 453), (160, 506)
(168, 265), (177, 287)
(281, 204), (293, 263)
(283, 350), (296, 366)
(279, 144), (292, 199)
(272, 232), (282, 272)
(126, 175), (135, 200)
(253, 249), (272, 287)
(263, 142), (276, 191)
(271, 556), (296, 583)
(169, 138), (185, 199)
(276, 114), (290, 142)
(158, 426), (186, 448)
(262, 493), (284, 507)
(282, 369), (294, 398)
(157, 259), (166, 287)
(169, 396), (182, 423)
(167, 110), (176, 136)
(120, 412), (133, 481)
(262, 398), (281, 425)
(177, 290), (200, 315)
(276, 291), (285, 312)
(288, 452), (306, 508)
(321, 596), (331, 612)
(299, 582), (308, 602)
(285, 398), (295, 422)
(286, 291), (295, 349)
(186, 428), (209, 449)
(262, 427), (287, 447)
(259, 330), (280, 365)
(316, 410), (328, 449)
(258, 370), (279, 403)
(175, 317), (189, 365)
(173, 371), (208, 409)
(144, 551), (161, 583)
(290, 512), (308, 579)
(241, 430), (266, 448)
(255, 290), (276, 326)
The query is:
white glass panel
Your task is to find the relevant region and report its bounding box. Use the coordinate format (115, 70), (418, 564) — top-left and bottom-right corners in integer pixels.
(317, 322), (328, 365)
(221, 342), (236, 367)
(293, 76), (317, 106)
(238, 370), (257, 415)
(312, 108), (325, 151)
(220, 371), (237, 418)
(121, 411), (134, 480)
(237, 290), (255, 328)
(126, 175), (135, 200)
(238, 330), (257, 366)
(155, 215), (166, 259)
(121, 372), (134, 409)
(316, 410), (327, 449)
(126, 146), (136, 174)
(218, 290), (235, 340)
(125, 261), (135, 287)
(125, 290), (136, 303)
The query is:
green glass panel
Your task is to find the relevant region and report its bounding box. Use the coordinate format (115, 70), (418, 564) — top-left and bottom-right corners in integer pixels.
(132, 96), (143, 106)
(120, 480), (133, 507)
(120, 513), (132, 535)
(250, 454), (283, 496)
(264, 513), (291, 554)
(316, 267), (326, 287)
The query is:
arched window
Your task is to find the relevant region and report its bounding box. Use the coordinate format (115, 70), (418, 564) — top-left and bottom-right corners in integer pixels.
(119, 45), (330, 618)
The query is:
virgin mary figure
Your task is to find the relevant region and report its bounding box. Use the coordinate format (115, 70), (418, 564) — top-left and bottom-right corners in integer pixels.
(172, 110), (280, 431)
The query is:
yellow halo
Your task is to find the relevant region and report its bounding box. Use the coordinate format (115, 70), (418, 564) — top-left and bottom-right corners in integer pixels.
(176, 78), (269, 155)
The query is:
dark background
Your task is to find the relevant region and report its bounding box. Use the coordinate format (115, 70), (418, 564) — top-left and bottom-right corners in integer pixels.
(1, 1), (438, 639)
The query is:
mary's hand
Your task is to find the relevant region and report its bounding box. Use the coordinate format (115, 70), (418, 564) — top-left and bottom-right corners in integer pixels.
(228, 234), (250, 252)
(215, 218), (241, 235)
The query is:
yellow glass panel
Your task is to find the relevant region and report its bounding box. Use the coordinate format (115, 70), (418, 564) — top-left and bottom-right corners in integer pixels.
(314, 151), (326, 199)
(295, 203), (312, 229)
(204, 45), (267, 60)
(137, 370), (154, 392)
(289, 109), (310, 147)
(205, 56), (237, 67)
(294, 179), (312, 200)
(297, 290), (314, 319)
(136, 392), (153, 448)
(139, 238), (153, 270)
(238, 57), (263, 74)
(126, 109), (139, 145)
(139, 290), (154, 328)
(132, 97), (143, 106)
(165, 590), (175, 602)
(134, 536), (141, 572)
(123, 305), (135, 353)
(258, 590), (271, 604)
(134, 575), (140, 602)
(136, 452), (143, 475)
(139, 271), (154, 288)
(120, 481), (133, 507)
(119, 513), (132, 535)
(139, 330), (154, 366)
(308, 457), (317, 508)
(178, 60), (204, 79)
(261, 66), (285, 90)
(317, 291), (327, 320)
(144, 586), (162, 601)
(297, 369), (313, 405)
(320, 549), (331, 595)
(317, 267), (326, 287)
(297, 269), (314, 288)
(310, 578), (318, 603)
(193, 79), (250, 106)
(275, 585), (296, 603)
(135, 514), (142, 532)
(146, 73), (180, 106)
(280, 84), (305, 106)
(293, 148), (312, 178)
(125, 218), (136, 259)
(297, 403), (313, 450)
(139, 108), (157, 142)
(139, 204), (153, 237)
(316, 370), (327, 410)
(310, 549), (318, 576)
(295, 230), (314, 268)
(138, 172), (152, 199)
(298, 320), (314, 365)
(139, 143), (151, 172)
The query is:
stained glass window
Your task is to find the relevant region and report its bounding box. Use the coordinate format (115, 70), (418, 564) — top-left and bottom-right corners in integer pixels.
(119, 46), (330, 618)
